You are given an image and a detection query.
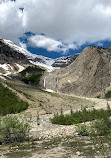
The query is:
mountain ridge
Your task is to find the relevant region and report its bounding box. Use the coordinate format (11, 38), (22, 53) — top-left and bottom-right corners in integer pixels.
(0, 38), (79, 79)
(44, 46), (111, 96)
(1, 38), (111, 97)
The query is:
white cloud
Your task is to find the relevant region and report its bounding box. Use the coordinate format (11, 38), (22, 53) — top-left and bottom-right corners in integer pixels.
(29, 35), (61, 52)
(0, 0), (25, 43)
(19, 42), (27, 49)
(0, 0), (111, 52)
(29, 35), (77, 53)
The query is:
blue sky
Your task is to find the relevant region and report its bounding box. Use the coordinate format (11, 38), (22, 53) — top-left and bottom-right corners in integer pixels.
(20, 32), (111, 59)
(27, 40), (111, 59)
(0, 0), (111, 59)
(26, 40), (111, 59)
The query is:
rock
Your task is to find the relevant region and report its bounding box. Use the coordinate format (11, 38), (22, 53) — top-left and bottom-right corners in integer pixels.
(76, 151), (81, 156)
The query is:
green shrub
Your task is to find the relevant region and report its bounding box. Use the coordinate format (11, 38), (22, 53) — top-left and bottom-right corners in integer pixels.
(0, 84), (29, 116)
(51, 108), (111, 125)
(20, 66), (44, 76)
(76, 124), (89, 136)
(20, 66), (44, 86)
(76, 117), (111, 137)
(0, 115), (30, 144)
(94, 118), (111, 136)
(105, 90), (111, 98)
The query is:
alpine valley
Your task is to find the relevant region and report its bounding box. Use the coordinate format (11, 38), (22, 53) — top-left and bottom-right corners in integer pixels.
(1, 38), (111, 158)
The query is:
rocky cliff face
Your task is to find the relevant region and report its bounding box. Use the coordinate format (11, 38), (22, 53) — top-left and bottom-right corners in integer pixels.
(0, 39), (31, 79)
(0, 39), (29, 64)
(45, 46), (111, 96)
(52, 54), (79, 68)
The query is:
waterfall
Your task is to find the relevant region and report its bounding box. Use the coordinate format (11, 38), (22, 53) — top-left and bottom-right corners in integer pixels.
(44, 76), (47, 88)
(56, 78), (59, 92)
(44, 72), (58, 93)
(44, 72), (50, 89)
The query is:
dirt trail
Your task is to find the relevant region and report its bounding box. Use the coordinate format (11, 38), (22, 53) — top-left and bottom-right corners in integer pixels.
(64, 93), (111, 111)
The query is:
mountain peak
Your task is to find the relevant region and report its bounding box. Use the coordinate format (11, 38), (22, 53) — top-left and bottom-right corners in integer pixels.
(44, 45), (111, 96)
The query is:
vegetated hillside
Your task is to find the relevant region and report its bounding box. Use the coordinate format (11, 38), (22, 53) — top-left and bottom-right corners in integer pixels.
(0, 83), (29, 116)
(20, 66), (45, 86)
(45, 46), (111, 96)
(0, 38), (79, 79)
(5, 79), (95, 116)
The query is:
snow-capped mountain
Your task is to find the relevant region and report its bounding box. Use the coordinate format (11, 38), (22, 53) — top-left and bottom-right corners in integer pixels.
(2, 39), (55, 71)
(52, 54), (79, 67)
(2, 39), (79, 69)
(0, 38), (79, 79)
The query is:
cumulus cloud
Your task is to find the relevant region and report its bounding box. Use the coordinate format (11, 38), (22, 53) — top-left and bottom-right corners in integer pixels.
(29, 35), (77, 53)
(0, 0), (25, 43)
(0, 0), (111, 52)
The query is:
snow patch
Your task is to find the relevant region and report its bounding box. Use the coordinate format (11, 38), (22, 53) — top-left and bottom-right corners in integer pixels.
(0, 64), (9, 71)
(7, 64), (13, 71)
(0, 63), (25, 80)
(45, 89), (54, 93)
(29, 60), (54, 72)
(16, 64), (25, 73)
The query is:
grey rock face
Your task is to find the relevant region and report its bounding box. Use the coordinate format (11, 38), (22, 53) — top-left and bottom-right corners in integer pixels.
(0, 39), (29, 64)
(45, 46), (111, 96)
(52, 54), (79, 68)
